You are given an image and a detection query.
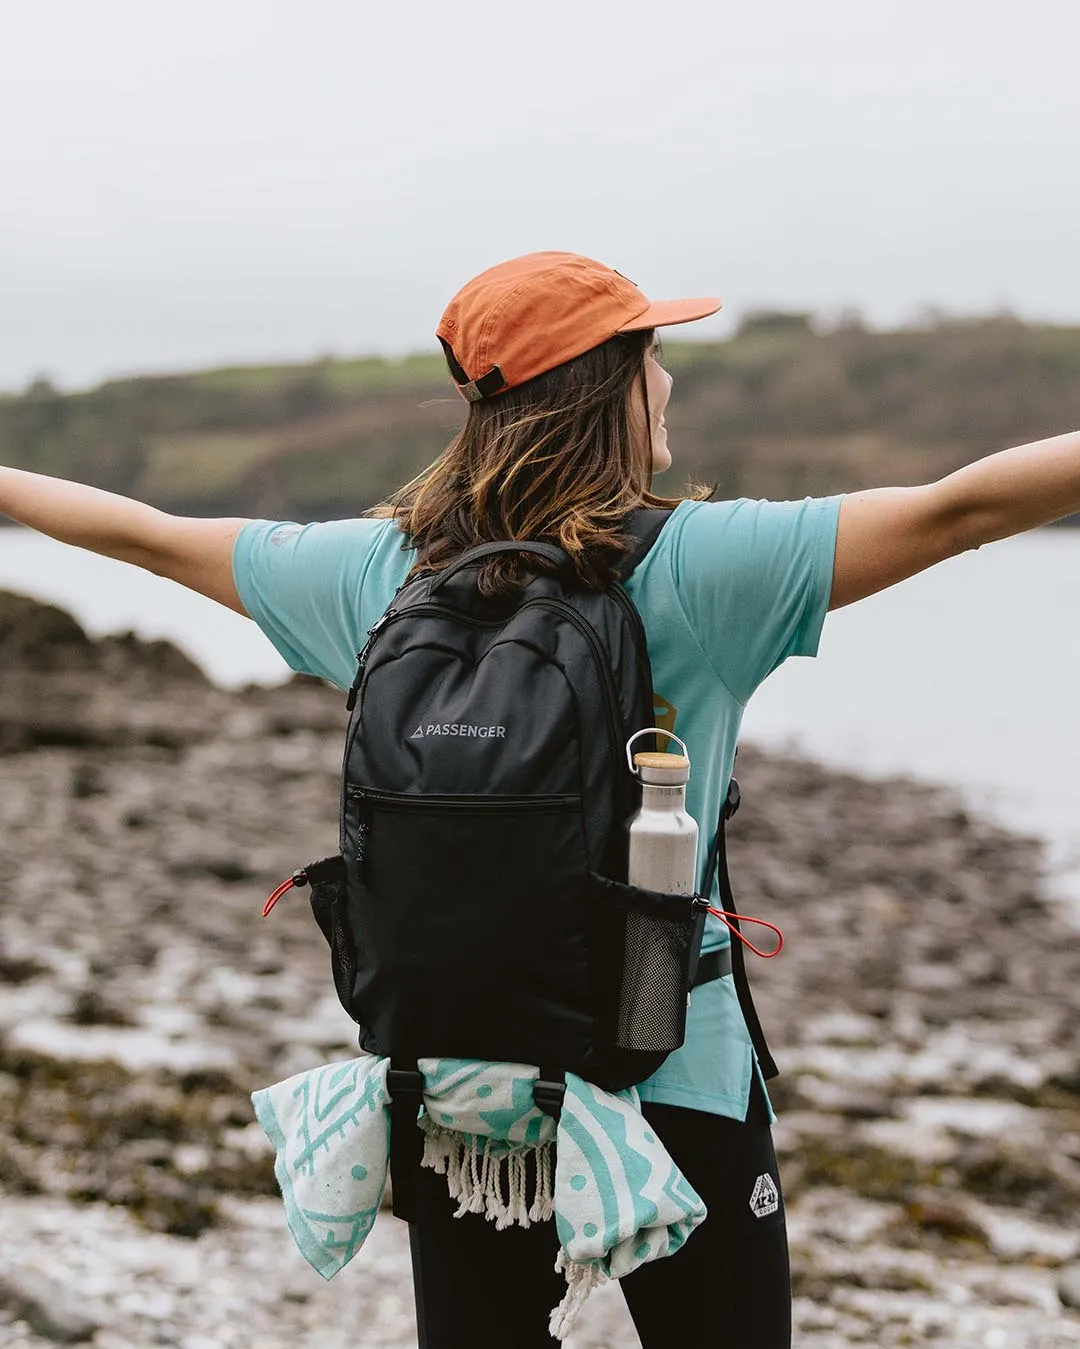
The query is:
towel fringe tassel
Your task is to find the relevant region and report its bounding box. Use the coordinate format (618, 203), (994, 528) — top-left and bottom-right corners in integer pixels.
(549, 1249), (607, 1341)
(419, 1122), (554, 1229)
(419, 1121), (596, 1340)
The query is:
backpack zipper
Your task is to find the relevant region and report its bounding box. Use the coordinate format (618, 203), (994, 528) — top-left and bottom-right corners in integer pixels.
(609, 583), (652, 692)
(520, 598), (624, 780)
(347, 606), (504, 710)
(376, 605), (506, 630)
(351, 788), (578, 813)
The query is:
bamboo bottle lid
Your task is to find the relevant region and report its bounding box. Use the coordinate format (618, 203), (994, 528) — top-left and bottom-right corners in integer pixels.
(633, 752), (690, 785)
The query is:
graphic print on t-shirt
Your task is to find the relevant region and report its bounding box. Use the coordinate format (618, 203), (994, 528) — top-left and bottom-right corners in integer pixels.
(653, 694), (677, 739)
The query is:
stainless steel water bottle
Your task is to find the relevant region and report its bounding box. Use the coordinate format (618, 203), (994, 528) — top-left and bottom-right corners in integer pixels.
(616, 730), (700, 1052)
(625, 730), (698, 895)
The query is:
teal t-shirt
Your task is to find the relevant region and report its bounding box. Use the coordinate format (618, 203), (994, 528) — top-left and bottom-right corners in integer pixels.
(233, 496), (841, 1120)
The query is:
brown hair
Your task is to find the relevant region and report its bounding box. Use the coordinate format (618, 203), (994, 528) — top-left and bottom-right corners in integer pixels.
(371, 331), (712, 594)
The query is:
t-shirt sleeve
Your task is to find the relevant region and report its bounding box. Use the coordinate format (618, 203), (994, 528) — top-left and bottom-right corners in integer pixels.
(669, 496), (842, 705)
(232, 517), (400, 689)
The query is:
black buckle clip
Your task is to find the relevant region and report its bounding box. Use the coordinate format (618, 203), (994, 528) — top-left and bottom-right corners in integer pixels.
(387, 1067), (425, 1100)
(724, 777), (741, 820)
(533, 1078), (566, 1120)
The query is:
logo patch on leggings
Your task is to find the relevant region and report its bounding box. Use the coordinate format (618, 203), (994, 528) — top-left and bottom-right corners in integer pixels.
(749, 1172), (779, 1219)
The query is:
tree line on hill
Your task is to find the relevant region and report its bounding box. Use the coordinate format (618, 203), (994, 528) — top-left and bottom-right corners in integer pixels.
(2, 312), (1078, 524)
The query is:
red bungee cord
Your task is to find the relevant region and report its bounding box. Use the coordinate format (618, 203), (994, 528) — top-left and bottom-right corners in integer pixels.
(261, 876), (785, 958)
(704, 906), (784, 959)
(261, 870), (309, 917)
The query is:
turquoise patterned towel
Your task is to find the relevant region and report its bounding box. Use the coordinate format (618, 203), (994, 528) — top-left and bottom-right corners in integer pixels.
(251, 1055), (706, 1338)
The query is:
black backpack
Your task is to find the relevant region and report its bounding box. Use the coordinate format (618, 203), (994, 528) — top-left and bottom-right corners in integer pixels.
(271, 510), (774, 1218)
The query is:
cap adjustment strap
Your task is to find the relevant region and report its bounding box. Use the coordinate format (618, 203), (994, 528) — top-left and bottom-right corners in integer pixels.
(460, 365), (507, 402)
(439, 337), (507, 401)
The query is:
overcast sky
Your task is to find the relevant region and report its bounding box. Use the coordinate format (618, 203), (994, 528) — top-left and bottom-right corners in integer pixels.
(1, 0), (1078, 392)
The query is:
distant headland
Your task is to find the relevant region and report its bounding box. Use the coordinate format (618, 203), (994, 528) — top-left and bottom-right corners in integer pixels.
(3, 312), (1079, 524)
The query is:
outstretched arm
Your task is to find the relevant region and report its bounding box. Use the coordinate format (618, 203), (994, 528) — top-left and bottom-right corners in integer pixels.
(831, 430), (1080, 609)
(0, 467), (249, 614)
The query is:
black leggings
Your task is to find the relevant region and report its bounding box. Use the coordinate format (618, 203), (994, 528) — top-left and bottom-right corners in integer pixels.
(407, 1083), (791, 1348)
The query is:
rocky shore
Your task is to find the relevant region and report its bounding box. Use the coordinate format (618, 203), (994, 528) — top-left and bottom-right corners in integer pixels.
(1, 589), (1079, 1348)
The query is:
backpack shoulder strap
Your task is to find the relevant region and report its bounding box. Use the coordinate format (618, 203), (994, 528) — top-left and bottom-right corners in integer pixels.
(701, 781), (779, 1080)
(428, 540), (569, 594)
(616, 508), (674, 580)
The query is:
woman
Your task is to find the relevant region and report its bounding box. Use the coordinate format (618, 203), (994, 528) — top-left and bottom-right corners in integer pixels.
(2, 250), (1078, 1348)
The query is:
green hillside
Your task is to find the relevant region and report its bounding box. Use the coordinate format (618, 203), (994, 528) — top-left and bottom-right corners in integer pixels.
(3, 315), (1079, 522)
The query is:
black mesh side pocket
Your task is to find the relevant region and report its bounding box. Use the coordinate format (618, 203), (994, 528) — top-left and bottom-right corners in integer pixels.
(592, 873), (706, 1058)
(303, 855), (357, 1018)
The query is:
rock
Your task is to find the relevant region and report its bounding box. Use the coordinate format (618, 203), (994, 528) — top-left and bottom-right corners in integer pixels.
(0, 590), (204, 682)
(96, 630), (206, 682)
(800, 1010), (884, 1047)
(903, 961), (965, 993)
(902, 1198), (990, 1245)
(0, 1262), (102, 1341)
(791, 1076), (898, 1120)
(0, 591), (215, 755)
(0, 947), (49, 984)
(1061, 1264), (1080, 1311)
(1051, 1062), (1080, 1097)
(68, 987), (134, 1027)
(69, 762), (107, 798)
(164, 850), (257, 883)
(0, 590), (94, 670)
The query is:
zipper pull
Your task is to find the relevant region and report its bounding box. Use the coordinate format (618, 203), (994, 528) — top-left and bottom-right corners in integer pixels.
(345, 665), (362, 712)
(346, 614), (391, 711)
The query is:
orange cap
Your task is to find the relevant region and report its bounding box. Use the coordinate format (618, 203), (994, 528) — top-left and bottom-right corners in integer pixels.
(436, 251), (722, 401)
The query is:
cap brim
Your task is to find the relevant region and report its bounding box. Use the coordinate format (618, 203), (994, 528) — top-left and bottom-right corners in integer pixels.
(617, 296), (722, 332)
